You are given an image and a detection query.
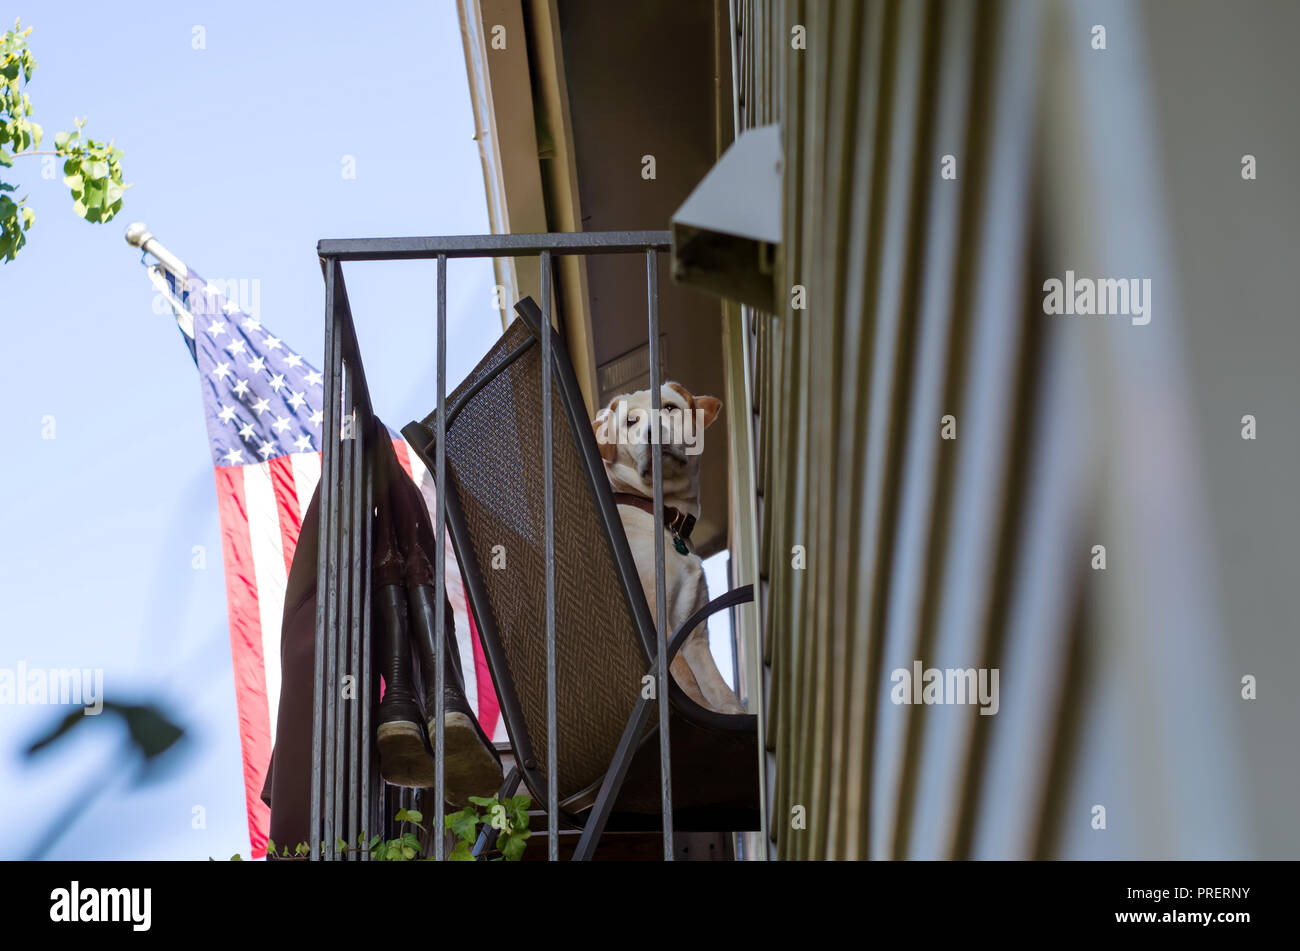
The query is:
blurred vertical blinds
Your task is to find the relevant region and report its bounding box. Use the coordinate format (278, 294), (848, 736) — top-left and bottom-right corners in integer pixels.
(735, 0), (1253, 859)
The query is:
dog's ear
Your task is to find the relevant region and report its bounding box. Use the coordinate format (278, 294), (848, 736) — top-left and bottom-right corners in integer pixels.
(592, 408), (617, 462)
(695, 395), (722, 428)
(667, 381), (694, 407)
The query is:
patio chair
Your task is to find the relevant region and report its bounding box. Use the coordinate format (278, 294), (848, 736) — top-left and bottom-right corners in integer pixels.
(401, 296), (760, 859)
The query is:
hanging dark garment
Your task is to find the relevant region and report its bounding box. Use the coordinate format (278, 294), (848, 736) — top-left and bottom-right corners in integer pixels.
(259, 421), (499, 849)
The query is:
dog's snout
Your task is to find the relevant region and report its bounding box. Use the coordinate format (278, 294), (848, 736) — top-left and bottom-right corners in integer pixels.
(658, 411), (680, 444)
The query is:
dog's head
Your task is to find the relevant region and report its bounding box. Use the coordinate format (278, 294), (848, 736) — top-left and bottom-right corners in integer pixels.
(592, 382), (722, 506)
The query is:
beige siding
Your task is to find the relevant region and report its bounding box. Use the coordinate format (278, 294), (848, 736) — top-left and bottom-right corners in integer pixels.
(736, 0), (1284, 859)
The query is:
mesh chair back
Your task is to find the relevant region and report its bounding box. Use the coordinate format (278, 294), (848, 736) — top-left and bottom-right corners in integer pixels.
(421, 304), (654, 802)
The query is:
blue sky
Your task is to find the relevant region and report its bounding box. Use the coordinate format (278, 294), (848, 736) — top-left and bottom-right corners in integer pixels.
(0, 1), (733, 859)
(0, 0), (504, 859)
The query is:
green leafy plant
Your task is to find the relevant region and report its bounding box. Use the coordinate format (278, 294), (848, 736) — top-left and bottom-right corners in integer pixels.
(445, 794), (532, 862)
(367, 808), (428, 861)
(234, 798), (532, 862)
(261, 838), (312, 860)
(1, 18), (129, 262)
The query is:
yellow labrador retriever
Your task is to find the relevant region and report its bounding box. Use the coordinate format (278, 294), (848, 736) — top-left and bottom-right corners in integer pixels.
(593, 382), (745, 715)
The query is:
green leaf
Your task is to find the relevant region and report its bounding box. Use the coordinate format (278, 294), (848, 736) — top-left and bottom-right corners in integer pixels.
(230, 853), (243, 861)
(447, 840), (475, 861)
(506, 795), (531, 831)
(445, 807), (481, 842)
(403, 809), (423, 824)
(500, 829), (529, 861)
(468, 795), (497, 808)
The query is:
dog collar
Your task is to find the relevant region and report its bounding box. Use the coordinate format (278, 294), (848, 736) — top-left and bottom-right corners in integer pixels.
(612, 492), (697, 554)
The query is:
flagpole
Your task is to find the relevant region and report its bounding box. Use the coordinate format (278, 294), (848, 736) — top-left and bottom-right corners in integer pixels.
(124, 221), (187, 279)
(125, 222), (197, 339)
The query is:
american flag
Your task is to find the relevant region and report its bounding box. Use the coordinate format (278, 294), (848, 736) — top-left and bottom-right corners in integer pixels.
(155, 264), (504, 858)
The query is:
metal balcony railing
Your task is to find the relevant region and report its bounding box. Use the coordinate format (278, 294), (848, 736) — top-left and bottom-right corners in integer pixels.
(310, 231), (680, 861)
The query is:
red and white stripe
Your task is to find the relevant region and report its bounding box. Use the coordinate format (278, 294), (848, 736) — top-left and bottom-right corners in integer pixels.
(213, 441), (500, 859)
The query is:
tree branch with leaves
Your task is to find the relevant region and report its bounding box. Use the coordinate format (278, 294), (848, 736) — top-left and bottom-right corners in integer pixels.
(1, 18), (128, 262)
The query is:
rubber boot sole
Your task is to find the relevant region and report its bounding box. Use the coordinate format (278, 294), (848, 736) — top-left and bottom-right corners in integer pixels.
(436, 711), (505, 807)
(377, 720), (439, 788)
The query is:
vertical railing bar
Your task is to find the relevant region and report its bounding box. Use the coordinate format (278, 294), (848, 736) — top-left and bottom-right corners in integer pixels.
(321, 264), (343, 861)
(347, 373), (364, 858)
(541, 250), (558, 862)
(359, 437), (374, 860)
(646, 247), (674, 859)
(433, 254), (448, 861)
(332, 362), (351, 858)
(333, 266), (361, 861)
(727, 554), (741, 692)
(310, 257), (337, 861)
(373, 764), (386, 855)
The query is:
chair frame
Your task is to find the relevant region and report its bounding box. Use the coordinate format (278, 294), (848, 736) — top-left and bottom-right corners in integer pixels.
(403, 297), (754, 860)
